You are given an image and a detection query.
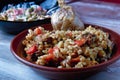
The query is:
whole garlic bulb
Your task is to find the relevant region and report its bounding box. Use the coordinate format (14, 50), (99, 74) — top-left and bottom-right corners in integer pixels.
(51, 0), (84, 30)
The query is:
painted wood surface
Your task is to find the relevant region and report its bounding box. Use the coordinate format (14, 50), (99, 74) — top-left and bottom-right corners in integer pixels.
(0, 1), (120, 80)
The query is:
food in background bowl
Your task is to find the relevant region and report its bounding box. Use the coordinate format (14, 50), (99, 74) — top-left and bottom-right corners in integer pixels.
(0, 5), (50, 21)
(22, 25), (114, 68)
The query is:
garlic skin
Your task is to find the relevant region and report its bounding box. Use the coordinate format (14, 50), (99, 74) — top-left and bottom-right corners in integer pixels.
(51, 0), (84, 30)
(72, 13), (85, 30)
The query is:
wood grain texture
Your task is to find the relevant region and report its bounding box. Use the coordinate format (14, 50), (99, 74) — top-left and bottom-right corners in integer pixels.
(0, 1), (120, 80)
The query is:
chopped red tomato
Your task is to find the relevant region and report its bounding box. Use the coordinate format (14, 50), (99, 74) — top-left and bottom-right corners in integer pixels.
(34, 28), (42, 35)
(74, 38), (86, 46)
(45, 54), (54, 61)
(48, 47), (59, 54)
(48, 48), (54, 54)
(66, 32), (72, 37)
(47, 47), (59, 61)
(26, 45), (37, 55)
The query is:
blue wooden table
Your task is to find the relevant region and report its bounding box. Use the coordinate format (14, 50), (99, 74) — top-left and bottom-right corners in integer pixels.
(0, 1), (120, 80)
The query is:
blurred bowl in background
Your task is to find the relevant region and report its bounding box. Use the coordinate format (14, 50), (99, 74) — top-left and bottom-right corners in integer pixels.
(0, 0), (58, 34)
(0, 18), (50, 34)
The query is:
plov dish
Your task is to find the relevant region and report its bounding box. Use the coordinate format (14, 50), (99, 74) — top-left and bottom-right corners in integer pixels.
(22, 25), (114, 68)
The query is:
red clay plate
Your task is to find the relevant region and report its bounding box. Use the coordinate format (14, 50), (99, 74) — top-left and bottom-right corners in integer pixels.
(10, 24), (120, 80)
